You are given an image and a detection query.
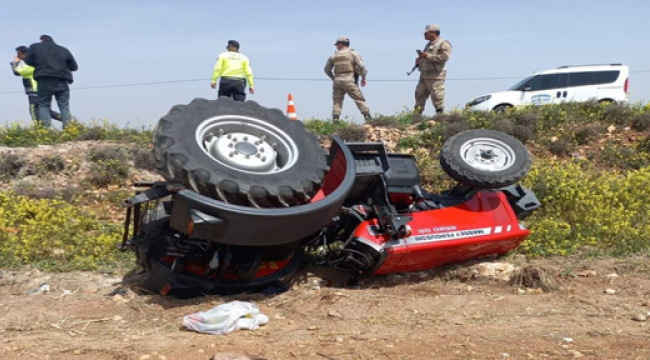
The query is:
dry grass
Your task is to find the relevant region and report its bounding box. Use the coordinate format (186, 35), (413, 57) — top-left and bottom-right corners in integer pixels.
(335, 125), (368, 142)
(509, 265), (559, 291)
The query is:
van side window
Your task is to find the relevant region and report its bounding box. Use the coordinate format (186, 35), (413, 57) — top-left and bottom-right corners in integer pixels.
(568, 72), (592, 87)
(593, 71), (620, 85)
(528, 74), (562, 91)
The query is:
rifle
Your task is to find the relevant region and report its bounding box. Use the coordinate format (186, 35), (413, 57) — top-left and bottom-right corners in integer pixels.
(407, 50), (423, 76)
(406, 64), (419, 76)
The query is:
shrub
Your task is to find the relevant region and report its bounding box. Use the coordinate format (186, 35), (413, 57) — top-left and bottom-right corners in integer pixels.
(56, 185), (84, 203)
(0, 124), (58, 147)
(366, 115), (402, 128)
(603, 104), (634, 126)
(397, 136), (421, 150)
(366, 108), (419, 129)
(521, 162), (650, 256)
(434, 113), (468, 124)
(74, 127), (106, 141)
(637, 135), (650, 153)
(631, 113), (650, 132)
(0, 191), (125, 270)
(548, 137), (574, 157)
(410, 113), (433, 125)
(415, 154), (454, 194)
(88, 159), (130, 187)
(414, 123), (447, 150)
(515, 112), (541, 127)
(132, 148), (156, 171)
(574, 124), (603, 145)
(512, 125), (535, 144)
(0, 121), (152, 147)
(88, 147), (131, 186)
(600, 142), (650, 170)
(0, 153), (27, 179)
(103, 190), (134, 207)
(492, 119), (515, 135)
(443, 121), (470, 140)
(89, 146), (130, 163)
(304, 119), (348, 136)
(13, 182), (82, 203)
(335, 125), (368, 142)
(28, 154), (67, 176)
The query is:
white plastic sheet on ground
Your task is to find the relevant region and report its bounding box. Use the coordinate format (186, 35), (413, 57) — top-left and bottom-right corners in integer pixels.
(183, 301), (269, 335)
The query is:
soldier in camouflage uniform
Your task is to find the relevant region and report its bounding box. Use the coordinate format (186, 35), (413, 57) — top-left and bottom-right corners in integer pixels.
(415, 24), (453, 114)
(324, 36), (371, 122)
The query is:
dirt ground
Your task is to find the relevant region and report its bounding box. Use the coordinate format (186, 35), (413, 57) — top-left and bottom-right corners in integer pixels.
(1, 257), (649, 360)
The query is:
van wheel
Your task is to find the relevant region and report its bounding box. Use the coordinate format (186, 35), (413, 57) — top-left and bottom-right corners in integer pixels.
(598, 99), (615, 105)
(493, 104), (513, 113)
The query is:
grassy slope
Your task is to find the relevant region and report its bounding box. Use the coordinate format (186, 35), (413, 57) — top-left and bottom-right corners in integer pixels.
(1, 102), (650, 270)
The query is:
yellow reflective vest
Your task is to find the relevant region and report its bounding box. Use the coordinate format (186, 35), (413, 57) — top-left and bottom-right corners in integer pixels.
(12, 60), (38, 92)
(211, 51), (254, 88)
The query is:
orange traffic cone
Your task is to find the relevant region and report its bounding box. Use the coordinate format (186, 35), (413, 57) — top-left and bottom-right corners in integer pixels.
(286, 94), (298, 120)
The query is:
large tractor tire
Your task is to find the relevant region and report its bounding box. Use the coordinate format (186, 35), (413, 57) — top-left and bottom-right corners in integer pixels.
(153, 98), (328, 207)
(440, 129), (531, 189)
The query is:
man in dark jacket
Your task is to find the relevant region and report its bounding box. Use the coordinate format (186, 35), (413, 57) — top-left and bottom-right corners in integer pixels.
(24, 35), (78, 128)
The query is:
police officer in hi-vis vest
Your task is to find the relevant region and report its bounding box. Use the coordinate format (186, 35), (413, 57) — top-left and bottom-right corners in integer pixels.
(10, 46), (61, 123)
(211, 40), (255, 101)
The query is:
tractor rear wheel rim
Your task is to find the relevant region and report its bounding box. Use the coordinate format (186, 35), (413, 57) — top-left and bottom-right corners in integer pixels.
(459, 137), (516, 172)
(196, 115), (299, 174)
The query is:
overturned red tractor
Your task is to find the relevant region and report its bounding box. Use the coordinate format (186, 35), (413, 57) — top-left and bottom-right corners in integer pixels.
(120, 98), (540, 297)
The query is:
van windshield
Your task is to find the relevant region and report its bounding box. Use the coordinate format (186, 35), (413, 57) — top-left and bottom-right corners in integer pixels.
(508, 76), (535, 91)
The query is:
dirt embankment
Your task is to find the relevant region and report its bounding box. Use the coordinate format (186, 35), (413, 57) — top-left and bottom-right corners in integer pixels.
(1, 257), (649, 360)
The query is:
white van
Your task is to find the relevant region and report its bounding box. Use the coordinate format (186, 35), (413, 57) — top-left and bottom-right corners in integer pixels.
(466, 64), (629, 112)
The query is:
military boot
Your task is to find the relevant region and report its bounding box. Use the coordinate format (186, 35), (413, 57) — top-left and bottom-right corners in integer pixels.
(332, 115), (340, 123)
(436, 107), (445, 114)
(363, 113), (372, 122)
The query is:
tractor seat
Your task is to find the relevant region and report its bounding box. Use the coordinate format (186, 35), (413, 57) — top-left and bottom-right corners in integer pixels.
(385, 154), (424, 200)
(344, 141), (424, 203)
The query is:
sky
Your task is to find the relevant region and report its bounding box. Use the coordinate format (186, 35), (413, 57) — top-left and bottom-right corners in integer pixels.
(1, 0), (649, 127)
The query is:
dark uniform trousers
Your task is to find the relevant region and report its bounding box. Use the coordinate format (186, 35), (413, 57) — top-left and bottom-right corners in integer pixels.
(218, 77), (247, 102)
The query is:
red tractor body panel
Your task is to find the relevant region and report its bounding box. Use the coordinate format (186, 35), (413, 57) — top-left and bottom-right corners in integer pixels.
(352, 191), (530, 275)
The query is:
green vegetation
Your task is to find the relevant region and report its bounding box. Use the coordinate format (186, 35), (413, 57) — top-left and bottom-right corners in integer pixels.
(394, 101), (650, 154)
(0, 120), (152, 147)
(307, 102), (650, 257)
(87, 146), (132, 187)
(1, 102), (650, 270)
(522, 163), (650, 256)
(0, 192), (127, 271)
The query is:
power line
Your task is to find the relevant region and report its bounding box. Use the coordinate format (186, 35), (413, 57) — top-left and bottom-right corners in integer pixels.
(0, 76), (525, 95)
(1, 70), (649, 95)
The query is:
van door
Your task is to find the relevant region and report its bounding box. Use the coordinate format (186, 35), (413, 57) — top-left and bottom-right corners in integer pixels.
(520, 74), (564, 106)
(592, 70), (623, 102)
(565, 72), (596, 102)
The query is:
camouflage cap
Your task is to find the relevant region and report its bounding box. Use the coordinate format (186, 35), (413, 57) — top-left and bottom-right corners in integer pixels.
(422, 24), (440, 34)
(335, 36), (349, 44)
